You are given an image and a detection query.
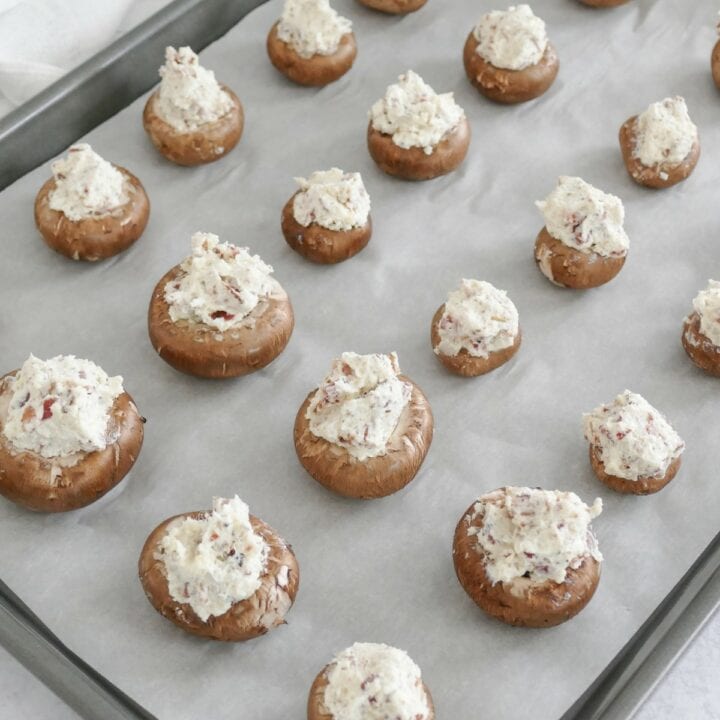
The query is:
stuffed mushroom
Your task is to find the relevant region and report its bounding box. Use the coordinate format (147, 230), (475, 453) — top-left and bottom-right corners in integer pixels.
(367, 71), (470, 181)
(143, 46), (244, 166)
(582, 391), (685, 495)
(431, 279), (521, 377)
(281, 168), (372, 263)
(619, 97), (699, 189)
(307, 643), (434, 719)
(267, 0), (357, 87)
(0, 355), (144, 512)
(294, 352), (432, 498)
(579, 0), (631, 7)
(139, 496), (299, 641)
(682, 280), (720, 376)
(34, 144), (149, 261)
(148, 232), (294, 378)
(453, 487), (603, 627)
(463, 5), (559, 104)
(356, 0), (427, 14)
(534, 176), (628, 289)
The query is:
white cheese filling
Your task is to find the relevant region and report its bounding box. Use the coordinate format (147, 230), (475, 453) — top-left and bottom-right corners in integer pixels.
(633, 96), (697, 168)
(292, 168), (370, 231)
(370, 71), (465, 155)
(154, 46), (233, 132)
(164, 232), (279, 332)
(48, 144), (129, 222)
(583, 390), (685, 481)
(306, 352), (411, 461)
(436, 279), (519, 358)
(324, 643), (430, 720)
(473, 4), (548, 71)
(157, 496), (268, 623)
(277, 0), (352, 59)
(692, 280), (720, 347)
(535, 242), (560, 285)
(2, 355), (123, 459)
(536, 176), (629, 258)
(468, 487), (603, 585)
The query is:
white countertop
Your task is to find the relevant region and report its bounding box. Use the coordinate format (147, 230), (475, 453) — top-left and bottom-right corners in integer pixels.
(0, 0), (172, 118)
(633, 608), (720, 720)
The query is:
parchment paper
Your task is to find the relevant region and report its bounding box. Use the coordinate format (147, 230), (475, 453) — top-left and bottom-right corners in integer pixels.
(1, 1), (719, 718)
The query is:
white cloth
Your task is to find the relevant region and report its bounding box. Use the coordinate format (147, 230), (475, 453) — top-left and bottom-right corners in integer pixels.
(0, 0), (171, 119)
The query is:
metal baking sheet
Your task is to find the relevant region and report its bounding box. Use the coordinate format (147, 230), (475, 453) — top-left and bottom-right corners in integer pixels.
(594, 556), (720, 720)
(0, 580), (153, 720)
(0, 0), (269, 191)
(1, 0), (719, 718)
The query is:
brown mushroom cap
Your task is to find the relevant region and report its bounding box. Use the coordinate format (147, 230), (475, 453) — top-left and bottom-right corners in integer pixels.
(267, 22), (357, 87)
(588, 444), (681, 495)
(682, 312), (720, 377)
(367, 116), (470, 181)
(281, 193), (372, 264)
(534, 227), (626, 289)
(463, 33), (559, 104)
(579, 0), (631, 7)
(307, 664), (435, 720)
(453, 499), (601, 627)
(139, 511), (299, 641)
(430, 305), (521, 377)
(356, 0), (428, 13)
(293, 376), (433, 499)
(712, 40), (720, 90)
(619, 115), (700, 189)
(0, 372), (144, 512)
(142, 85), (244, 166)
(34, 168), (149, 262)
(148, 265), (294, 379)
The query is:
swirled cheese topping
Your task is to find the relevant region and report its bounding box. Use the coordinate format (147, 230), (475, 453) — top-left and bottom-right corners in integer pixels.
(473, 4), (548, 71)
(2, 355), (123, 459)
(691, 280), (720, 347)
(323, 643), (430, 720)
(370, 71), (465, 155)
(306, 352), (411, 461)
(292, 168), (370, 231)
(154, 46), (233, 132)
(633, 97), (698, 167)
(277, 0), (352, 59)
(467, 487), (603, 585)
(435, 279), (519, 358)
(157, 496), (268, 622)
(536, 176), (629, 258)
(48, 144), (129, 222)
(583, 391), (685, 481)
(164, 232), (279, 332)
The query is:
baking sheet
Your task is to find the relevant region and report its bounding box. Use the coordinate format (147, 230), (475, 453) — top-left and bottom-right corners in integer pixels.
(0, 1), (719, 718)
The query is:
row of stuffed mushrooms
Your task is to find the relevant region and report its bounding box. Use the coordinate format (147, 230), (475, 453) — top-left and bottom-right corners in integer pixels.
(33, 68), (705, 271)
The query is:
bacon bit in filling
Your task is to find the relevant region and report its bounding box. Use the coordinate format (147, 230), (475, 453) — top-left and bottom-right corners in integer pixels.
(42, 398), (56, 420)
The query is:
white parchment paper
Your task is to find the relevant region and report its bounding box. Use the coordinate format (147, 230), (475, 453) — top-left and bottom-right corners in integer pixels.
(1, 1), (719, 718)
